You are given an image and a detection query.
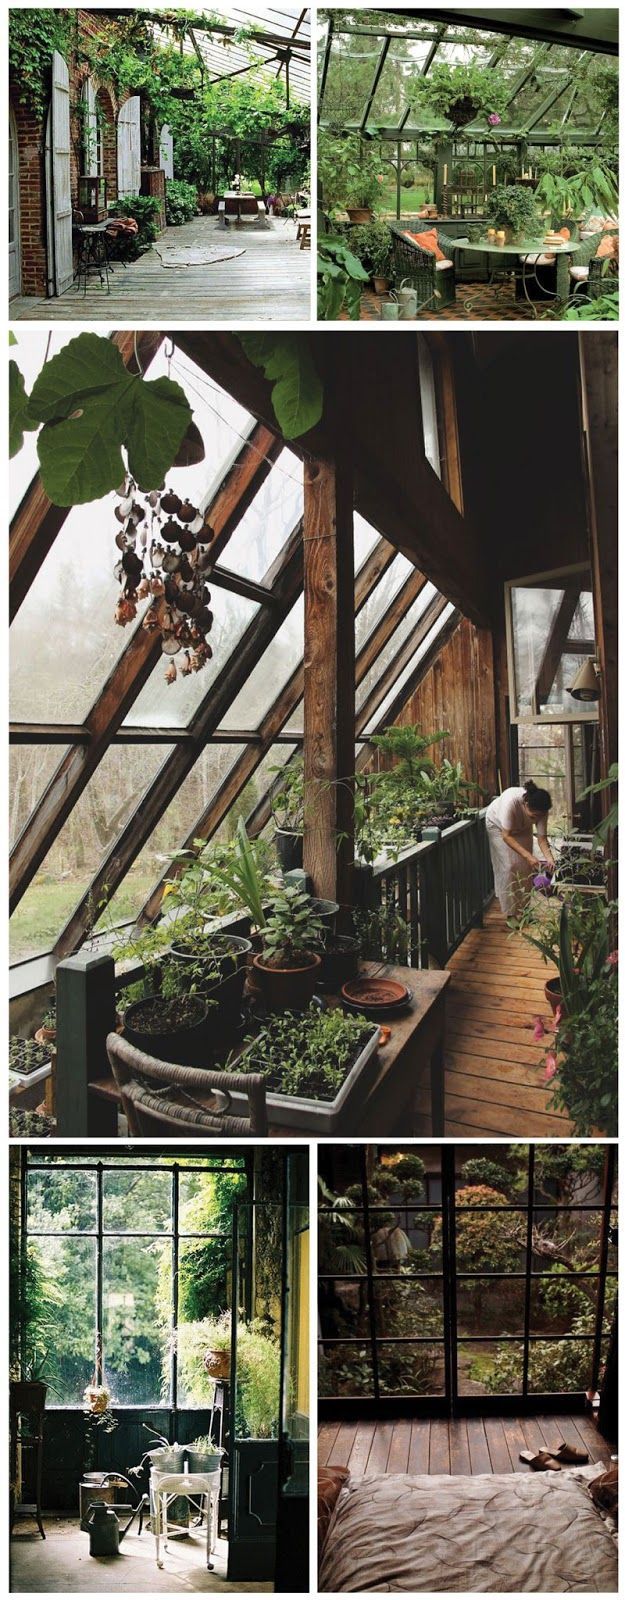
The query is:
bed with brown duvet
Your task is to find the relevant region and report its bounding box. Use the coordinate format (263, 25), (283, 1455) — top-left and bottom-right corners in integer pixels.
(319, 1465), (618, 1592)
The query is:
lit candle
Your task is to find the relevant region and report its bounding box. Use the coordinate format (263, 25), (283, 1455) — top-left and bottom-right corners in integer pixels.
(487, 227), (496, 242)
(496, 229), (506, 247)
(443, 164), (448, 185)
(492, 165), (496, 185)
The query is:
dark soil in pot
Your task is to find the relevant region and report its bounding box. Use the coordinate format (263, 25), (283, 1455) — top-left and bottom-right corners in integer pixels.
(252, 952), (321, 1011)
(275, 829), (304, 872)
(123, 994), (210, 1067)
(545, 976), (563, 1014)
(319, 935), (361, 990)
(310, 899), (340, 939)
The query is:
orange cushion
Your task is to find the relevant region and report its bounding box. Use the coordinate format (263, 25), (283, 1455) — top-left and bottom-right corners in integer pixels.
(407, 228), (446, 262)
(318, 1466), (349, 1556)
(557, 227), (571, 240)
(597, 232), (618, 260)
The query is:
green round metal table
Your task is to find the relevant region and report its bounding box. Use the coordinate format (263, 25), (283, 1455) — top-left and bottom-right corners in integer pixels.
(450, 236), (581, 311)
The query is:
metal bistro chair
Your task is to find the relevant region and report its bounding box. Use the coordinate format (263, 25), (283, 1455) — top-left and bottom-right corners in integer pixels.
(106, 1032), (268, 1137)
(389, 222), (456, 312)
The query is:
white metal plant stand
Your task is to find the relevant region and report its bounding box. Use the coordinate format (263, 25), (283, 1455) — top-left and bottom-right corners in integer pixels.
(151, 1467), (221, 1571)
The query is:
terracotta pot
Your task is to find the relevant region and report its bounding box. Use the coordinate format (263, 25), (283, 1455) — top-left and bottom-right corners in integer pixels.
(203, 1348), (231, 1381)
(35, 1027), (56, 1047)
(252, 951), (321, 1011)
(545, 977), (563, 1014)
(373, 275), (390, 295)
(346, 206), (373, 224)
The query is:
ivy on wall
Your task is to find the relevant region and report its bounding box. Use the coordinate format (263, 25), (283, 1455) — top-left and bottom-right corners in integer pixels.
(9, 8), (76, 121)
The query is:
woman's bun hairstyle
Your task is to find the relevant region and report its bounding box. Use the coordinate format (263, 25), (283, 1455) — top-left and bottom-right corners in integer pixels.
(523, 780), (552, 812)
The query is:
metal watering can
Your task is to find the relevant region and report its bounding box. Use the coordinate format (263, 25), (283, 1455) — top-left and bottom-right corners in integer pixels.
(80, 1473), (145, 1557)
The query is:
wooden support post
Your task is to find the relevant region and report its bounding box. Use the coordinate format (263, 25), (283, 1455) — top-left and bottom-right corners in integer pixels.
(303, 457), (355, 910)
(55, 953), (118, 1137)
(579, 334), (618, 783)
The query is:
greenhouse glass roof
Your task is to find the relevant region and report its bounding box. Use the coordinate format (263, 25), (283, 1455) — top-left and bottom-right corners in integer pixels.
(318, 8), (618, 140)
(150, 4), (311, 103)
(9, 332), (455, 976)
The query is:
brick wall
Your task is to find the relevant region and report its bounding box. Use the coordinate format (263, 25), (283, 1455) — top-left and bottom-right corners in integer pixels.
(10, 8), (139, 296)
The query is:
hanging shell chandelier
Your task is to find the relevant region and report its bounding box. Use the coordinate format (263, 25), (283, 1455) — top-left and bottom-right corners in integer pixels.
(113, 481), (216, 683)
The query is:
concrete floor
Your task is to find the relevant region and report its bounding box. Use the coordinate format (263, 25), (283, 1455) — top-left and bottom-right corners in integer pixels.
(10, 1518), (273, 1592)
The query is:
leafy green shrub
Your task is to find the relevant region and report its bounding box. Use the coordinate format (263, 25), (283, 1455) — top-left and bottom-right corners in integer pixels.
(318, 237), (369, 320)
(165, 177), (198, 226)
(116, 194), (162, 253)
(461, 1158), (513, 1194)
(486, 184), (539, 238)
(176, 1314), (280, 1437)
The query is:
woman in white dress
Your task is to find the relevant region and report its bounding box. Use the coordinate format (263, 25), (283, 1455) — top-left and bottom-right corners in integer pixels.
(485, 780), (555, 919)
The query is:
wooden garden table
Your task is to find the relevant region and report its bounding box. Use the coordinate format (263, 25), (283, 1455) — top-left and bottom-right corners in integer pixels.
(450, 235), (580, 304)
(86, 961), (449, 1138)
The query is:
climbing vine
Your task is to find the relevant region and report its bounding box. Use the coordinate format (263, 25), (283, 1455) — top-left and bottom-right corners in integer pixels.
(9, 8), (76, 121)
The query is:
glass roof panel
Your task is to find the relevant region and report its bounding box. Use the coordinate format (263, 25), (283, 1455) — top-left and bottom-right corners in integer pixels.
(355, 555), (414, 650)
(221, 595), (304, 729)
(123, 590), (259, 729)
(370, 38), (434, 127)
(10, 744), (173, 963)
(360, 603), (456, 732)
(10, 746), (71, 853)
(220, 449), (303, 582)
(356, 583), (437, 712)
(354, 514), (380, 570)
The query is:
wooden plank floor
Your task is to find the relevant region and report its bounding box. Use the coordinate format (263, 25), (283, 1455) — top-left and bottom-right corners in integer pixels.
(318, 1412), (612, 1476)
(10, 215), (310, 323)
(414, 903), (573, 1138)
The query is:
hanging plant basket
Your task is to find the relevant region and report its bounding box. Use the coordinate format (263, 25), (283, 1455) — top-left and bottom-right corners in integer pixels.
(170, 87), (196, 100)
(448, 95), (481, 128)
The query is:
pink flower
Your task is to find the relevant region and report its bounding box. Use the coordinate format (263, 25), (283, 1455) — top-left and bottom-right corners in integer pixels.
(606, 950), (618, 968)
(488, 113), (501, 126)
(554, 1003), (563, 1029)
(544, 1051), (558, 1081)
(532, 1015), (546, 1042)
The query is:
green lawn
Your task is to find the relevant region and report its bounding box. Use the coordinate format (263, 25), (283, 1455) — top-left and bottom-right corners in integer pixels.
(10, 874), (156, 963)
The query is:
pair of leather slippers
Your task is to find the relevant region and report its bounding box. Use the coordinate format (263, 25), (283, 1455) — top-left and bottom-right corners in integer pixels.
(519, 1443), (589, 1471)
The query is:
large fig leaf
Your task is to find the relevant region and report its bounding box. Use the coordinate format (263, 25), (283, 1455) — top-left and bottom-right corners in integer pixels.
(9, 360), (38, 458)
(29, 333), (131, 423)
(239, 333), (323, 440)
(119, 375), (191, 489)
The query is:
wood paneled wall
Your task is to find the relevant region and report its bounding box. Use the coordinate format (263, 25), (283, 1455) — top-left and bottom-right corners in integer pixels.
(368, 617), (497, 798)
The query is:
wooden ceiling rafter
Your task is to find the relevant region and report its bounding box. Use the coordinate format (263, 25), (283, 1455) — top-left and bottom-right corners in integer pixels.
(9, 418), (286, 914)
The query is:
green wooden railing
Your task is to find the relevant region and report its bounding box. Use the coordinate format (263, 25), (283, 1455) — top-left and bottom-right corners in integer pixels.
(356, 809), (493, 969)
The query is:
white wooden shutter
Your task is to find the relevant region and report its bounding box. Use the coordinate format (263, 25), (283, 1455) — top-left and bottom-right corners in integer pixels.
(50, 50), (73, 296)
(117, 96), (141, 198)
(83, 78), (98, 178)
(159, 123), (174, 181)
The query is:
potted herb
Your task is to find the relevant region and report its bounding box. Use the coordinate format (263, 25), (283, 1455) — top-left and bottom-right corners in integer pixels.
(269, 756), (304, 871)
(123, 991), (211, 1066)
(233, 1005), (380, 1133)
(170, 930), (252, 1021)
(345, 170), (381, 225)
(253, 886), (324, 1010)
(186, 1436), (223, 1473)
(485, 184), (540, 242)
(201, 1311), (232, 1381)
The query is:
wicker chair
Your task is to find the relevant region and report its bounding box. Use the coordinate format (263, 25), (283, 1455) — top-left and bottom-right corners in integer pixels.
(106, 1032), (268, 1137)
(389, 222), (456, 311)
(568, 230), (611, 300)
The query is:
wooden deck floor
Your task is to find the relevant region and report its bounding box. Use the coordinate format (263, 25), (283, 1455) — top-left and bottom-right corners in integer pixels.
(10, 215), (310, 323)
(318, 1412), (612, 1477)
(414, 902), (573, 1138)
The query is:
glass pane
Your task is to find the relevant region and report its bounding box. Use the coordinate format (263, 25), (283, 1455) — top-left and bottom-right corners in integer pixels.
(10, 746), (71, 850)
(356, 583), (437, 711)
(28, 1169), (96, 1233)
(354, 515), (381, 571)
(532, 1207), (603, 1261)
(527, 1338), (594, 1395)
(102, 1170), (172, 1234)
(222, 596), (304, 730)
(10, 744), (173, 961)
(102, 1237), (169, 1405)
(282, 1204), (310, 1466)
(455, 1144), (529, 1204)
(457, 1278), (525, 1337)
(318, 1208), (366, 1279)
(318, 1341), (375, 1399)
(30, 1237), (96, 1403)
(378, 1340), (445, 1397)
(509, 573), (597, 721)
(457, 1338), (524, 1396)
(530, 1274), (605, 1336)
(234, 1205), (281, 1439)
(124, 591), (259, 728)
(532, 1146), (607, 1204)
(219, 450), (302, 581)
(355, 555), (414, 650)
(374, 1277), (444, 1338)
(455, 1207), (526, 1274)
(417, 337), (440, 477)
(319, 1277), (369, 1339)
(370, 1206), (443, 1271)
(360, 604), (455, 731)
(178, 1235), (232, 1328)
(10, 329), (106, 516)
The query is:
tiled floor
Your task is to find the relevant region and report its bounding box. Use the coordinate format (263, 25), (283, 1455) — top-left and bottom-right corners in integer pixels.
(355, 280), (538, 321)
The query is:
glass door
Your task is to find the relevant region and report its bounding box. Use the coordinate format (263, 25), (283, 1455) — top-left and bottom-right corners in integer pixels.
(227, 1201), (282, 1585)
(275, 1151), (309, 1592)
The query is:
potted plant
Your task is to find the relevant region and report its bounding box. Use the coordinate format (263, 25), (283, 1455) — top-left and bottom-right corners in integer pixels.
(202, 1312), (232, 1381)
(269, 756), (305, 871)
(411, 62), (507, 129)
(233, 1006), (380, 1133)
(319, 933), (362, 990)
(35, 997), (56, 1048)
(344, 170), (381, 225)
(185, 1436), (223, 1474)
(170, 930), (252, 1022)
(123, 990), (212, 1066)
(253, 886), (324, 1010)
(349, 220), (394, 294)
(485, 184), (540, 242)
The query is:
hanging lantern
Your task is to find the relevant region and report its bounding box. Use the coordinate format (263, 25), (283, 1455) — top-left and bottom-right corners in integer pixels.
(112, 478), (216, 682)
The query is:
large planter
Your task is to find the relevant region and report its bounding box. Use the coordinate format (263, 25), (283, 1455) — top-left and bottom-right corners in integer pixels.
(123, 994), (209, 1067)
(79, 1473), (128, 1524)
(274, 829), (304, 872)
(347, 206), (373, 224)
(252, 952), (321, 1011)
(227, 1023), (380, 1134)
(310, 899), (340, 938)
(186, 1447), (222, 1474)
(373, 274), (391, 295)
(170, 934), (251, 1021)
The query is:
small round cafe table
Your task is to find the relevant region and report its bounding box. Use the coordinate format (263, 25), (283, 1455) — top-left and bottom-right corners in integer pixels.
(449, 235), (581, 310)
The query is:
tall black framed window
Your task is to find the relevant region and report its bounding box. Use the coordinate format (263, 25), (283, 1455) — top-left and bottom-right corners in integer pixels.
(318, 1144), (617, 1418)
(23, 1150), (249, 1408)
